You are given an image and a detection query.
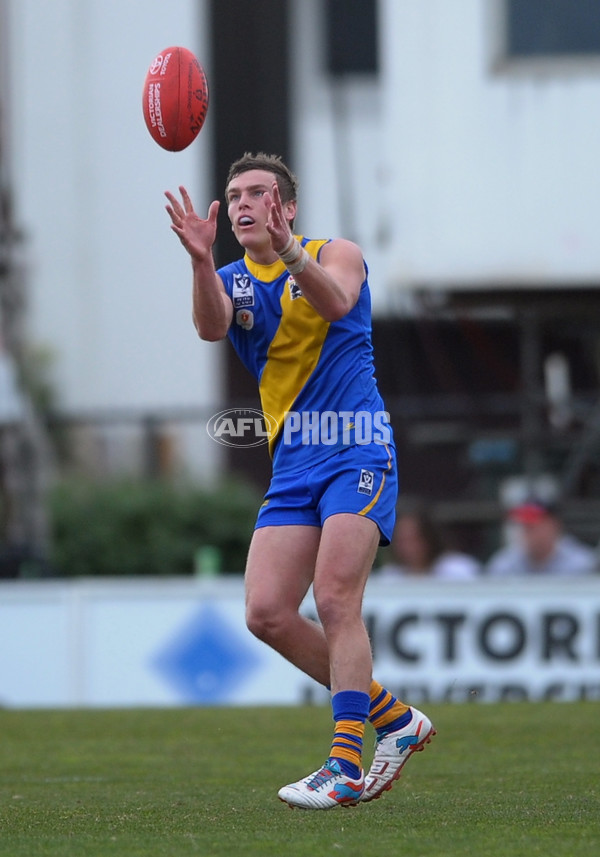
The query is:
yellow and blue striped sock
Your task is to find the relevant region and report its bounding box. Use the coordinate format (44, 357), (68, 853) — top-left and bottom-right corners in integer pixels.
(329, 690), (370, 780)
(369, 680), (412, 736)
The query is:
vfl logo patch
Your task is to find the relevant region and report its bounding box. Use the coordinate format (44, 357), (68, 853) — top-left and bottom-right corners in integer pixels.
(232, 273), (254, 308)
(357, 469), (374, 495)
(288, 277), (303, 300)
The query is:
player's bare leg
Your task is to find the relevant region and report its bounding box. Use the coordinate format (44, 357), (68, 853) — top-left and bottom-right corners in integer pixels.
(245, 515), (378, 690)
(244, 519), (435, 808)
(312, 513), (378, 693)
(274, 514), (378, 808)
(244, 524), (331, 684)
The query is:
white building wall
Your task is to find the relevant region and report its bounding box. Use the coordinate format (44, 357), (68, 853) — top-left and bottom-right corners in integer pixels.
(7, 0), (219, 416)
(293, 0), (600, 312)
(291, 1), (388, 309)
(381, 0), (600, 295)
(5, 0), (600, 457)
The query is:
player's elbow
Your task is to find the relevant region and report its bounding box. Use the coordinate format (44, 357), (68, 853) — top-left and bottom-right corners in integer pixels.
(319, 296), (353, 322)
(325, 308), (348, 323)
(199, 329), (226, 342)
(193, 316), (229, 341)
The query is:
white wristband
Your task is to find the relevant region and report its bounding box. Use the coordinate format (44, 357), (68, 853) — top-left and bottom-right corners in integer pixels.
(286, 247), (309, 276)
(277, 234), (299, 264)
(277, 235), (309, 276)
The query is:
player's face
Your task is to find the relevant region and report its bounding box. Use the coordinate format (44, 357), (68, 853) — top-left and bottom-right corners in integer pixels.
(226, 169), (295, 253)
(226, 169), (274, 249)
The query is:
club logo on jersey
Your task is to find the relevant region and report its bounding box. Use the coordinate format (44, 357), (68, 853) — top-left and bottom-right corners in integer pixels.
(357, 469), (375, 495)
(288, 277), (303, 300)
(232, 273), (254, 308)
(236, 309), (254, 330)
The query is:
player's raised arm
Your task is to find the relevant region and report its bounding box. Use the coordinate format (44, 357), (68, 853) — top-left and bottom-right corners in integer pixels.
(165, 186), (233, 341)
(265, 182), (365, 322)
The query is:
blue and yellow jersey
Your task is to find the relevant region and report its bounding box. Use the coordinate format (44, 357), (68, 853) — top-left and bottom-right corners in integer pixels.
(218, 237), (393, 474)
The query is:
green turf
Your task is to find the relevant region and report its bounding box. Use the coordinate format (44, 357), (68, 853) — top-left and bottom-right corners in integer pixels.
(1, 702), (598, 857)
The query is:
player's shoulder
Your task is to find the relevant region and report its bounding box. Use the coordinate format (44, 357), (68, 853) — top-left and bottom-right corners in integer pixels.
(318, 239), (366, 283)
(319, 237), (363, 258)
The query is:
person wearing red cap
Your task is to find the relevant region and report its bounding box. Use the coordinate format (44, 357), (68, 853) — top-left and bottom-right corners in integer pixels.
(486, 498), (598, 577)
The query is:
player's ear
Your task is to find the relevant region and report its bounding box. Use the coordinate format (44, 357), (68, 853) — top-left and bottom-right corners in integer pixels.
(284, 199), (297, 225)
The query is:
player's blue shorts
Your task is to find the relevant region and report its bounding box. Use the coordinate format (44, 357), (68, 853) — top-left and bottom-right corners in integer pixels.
(255, 442), (398, 546)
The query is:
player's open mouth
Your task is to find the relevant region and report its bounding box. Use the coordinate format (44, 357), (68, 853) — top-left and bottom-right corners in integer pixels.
(238, 216), (255, 227)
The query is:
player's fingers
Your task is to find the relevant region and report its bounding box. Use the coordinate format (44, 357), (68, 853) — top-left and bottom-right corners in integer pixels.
(166, 206), (184, 229)
(165, 191), (184, 219)
(179, 186), (194, 213)
(263, 191), (274, 218)
(265, 189), (281, 218)
(270, 205), (285, 233)
(270, 185), (284, 219)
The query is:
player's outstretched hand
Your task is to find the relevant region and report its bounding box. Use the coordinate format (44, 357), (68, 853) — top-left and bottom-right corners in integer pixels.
(264, 181), (293, 253)
(165, 187), (219, 261)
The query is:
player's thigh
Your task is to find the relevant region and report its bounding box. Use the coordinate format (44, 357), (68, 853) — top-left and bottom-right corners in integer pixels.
(313, 513), (380, 617)
(245, 524), (321, 615)
(315, 443), (398, 547)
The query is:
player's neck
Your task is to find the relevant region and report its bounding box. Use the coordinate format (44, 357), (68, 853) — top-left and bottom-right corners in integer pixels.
(244, 243), (280, 266)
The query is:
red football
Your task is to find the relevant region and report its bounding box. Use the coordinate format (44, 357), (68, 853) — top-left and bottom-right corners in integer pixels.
(142, 46), (209, 152)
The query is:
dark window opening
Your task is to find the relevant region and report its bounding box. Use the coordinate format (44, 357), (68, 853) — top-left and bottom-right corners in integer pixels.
(506, 0), (600, 58)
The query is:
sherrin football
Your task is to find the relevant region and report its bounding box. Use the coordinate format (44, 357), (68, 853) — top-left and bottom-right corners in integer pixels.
(142, 46), (209, 151)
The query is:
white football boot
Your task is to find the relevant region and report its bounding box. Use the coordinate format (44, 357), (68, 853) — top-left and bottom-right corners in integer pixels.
(278, 759), (364, 810)
(361, 707), (436, 802)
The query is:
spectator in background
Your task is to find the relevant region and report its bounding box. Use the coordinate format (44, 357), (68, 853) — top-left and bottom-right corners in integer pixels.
(485, 498), (598, 577)
(378, 504), (481, 581)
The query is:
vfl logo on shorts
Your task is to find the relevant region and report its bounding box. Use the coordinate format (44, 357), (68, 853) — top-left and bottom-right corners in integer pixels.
(357, 469), (374, 495)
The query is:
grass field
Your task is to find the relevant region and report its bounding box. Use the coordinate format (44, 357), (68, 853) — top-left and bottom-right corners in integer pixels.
(1, 702), (598, 857)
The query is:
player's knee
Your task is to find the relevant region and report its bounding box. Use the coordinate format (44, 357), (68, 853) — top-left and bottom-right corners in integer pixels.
(246, 599), (284, 643)
(314, 587), (353, 632)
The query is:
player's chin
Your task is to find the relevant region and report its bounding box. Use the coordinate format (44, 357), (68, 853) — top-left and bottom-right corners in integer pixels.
(235, 228), (264, 250)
